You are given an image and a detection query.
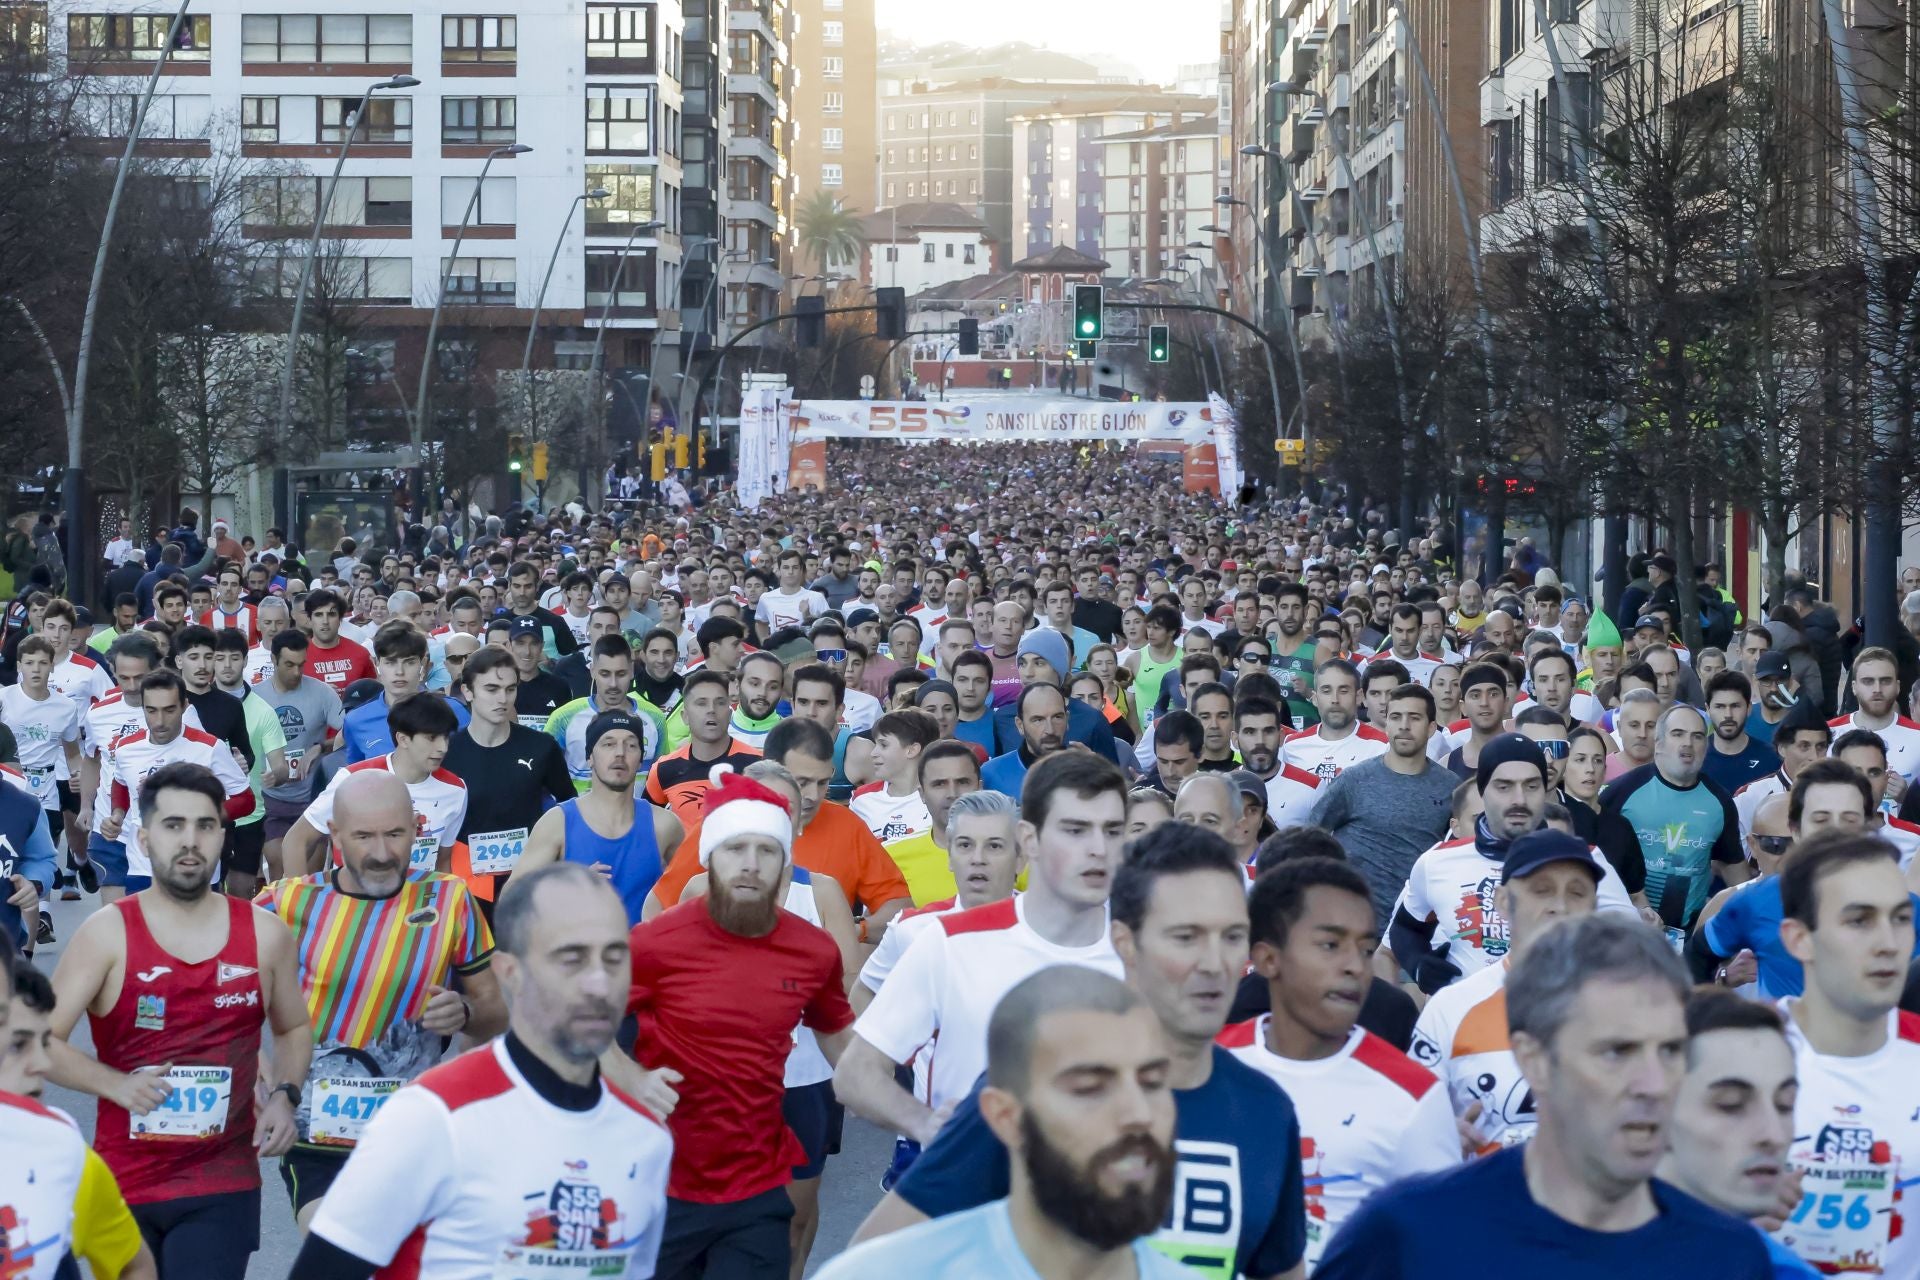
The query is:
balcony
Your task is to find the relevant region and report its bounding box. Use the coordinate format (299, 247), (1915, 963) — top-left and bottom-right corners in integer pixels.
(1574, 0), (1629, 54)
(1281, 112), (1315, 160)
(1327, 0), (1352, 28)
(1297, 154), (1327, 200)
(1480, 69), (1507, 125)
(1327, 70), (1351, 112)
(1297, 10), (1329, 46)
(1299, 92), (1326, 122)
(1327, 154), (1350, 191)
(1327, 234), (1352, 274)
(1287, 32), (1319, 76)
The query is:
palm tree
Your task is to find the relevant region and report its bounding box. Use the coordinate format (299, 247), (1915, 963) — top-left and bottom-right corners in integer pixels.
(795, 191), (864, 274)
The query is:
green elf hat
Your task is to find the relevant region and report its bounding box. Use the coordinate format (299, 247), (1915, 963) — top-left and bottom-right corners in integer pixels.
(1585, 608), (1623, 651)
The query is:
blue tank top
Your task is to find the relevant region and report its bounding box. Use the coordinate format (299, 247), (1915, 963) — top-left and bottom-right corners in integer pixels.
(560, 797), (662, 925)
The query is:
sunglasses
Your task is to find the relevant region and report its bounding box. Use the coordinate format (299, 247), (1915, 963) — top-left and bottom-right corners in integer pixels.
(815, 648), (847, 663)
(1537, 740), (1570, 759)
(1751, 834), (1793, 856)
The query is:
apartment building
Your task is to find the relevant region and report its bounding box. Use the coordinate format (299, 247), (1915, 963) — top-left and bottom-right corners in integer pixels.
(876, 78), (1126, 247)
(788, 0), (876, 221)
(1008, 91), (1215, 260)
(854, 201), (994, 293)
(1096, 113), (1221, 280)
(720, 0), (795, 338)
(47, 0), (690, 385)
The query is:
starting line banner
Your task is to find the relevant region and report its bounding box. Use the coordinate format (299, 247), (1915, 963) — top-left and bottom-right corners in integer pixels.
(789, 399), (1219, 444)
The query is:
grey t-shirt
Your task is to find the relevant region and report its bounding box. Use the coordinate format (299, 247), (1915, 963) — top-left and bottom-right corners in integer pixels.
(1306, 753), (1460, 928)
(255, 674), (344, 803)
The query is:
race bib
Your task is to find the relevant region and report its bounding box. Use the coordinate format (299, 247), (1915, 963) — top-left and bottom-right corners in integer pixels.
(1775, 1160), (1896, 1274)
(492, 1249), (627, 1279)
(131, 1066), (232, 1140)
(309, 1076), (401, 1147)
(410, 836), (441, 871)
(24, 767), (55, 807)
(467, 827), (528, 877)
(517, 714), (551, 732)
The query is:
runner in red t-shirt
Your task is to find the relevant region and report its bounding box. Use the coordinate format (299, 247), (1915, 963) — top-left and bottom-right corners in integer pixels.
(298, 590), (375, 693)
(628, 773), (854, 1280)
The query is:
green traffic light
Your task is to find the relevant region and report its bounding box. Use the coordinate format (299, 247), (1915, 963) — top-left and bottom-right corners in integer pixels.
(508, 459), (523, 472)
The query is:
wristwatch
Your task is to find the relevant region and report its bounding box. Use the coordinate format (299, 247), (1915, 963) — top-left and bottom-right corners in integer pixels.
(270, 1082), (302, 1108)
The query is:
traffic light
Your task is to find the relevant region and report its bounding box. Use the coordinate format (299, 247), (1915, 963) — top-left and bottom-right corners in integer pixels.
(1147, 324), (1170, 363)
(506, 432), (525, 473)
(795, 294), (826, 348)
(1076, 339), (1097, 360)
(1073, 284), (1104, 341)
(875, 286), (906, 340)
(530, 442), (549, 481)
(957, 318), (979, 356)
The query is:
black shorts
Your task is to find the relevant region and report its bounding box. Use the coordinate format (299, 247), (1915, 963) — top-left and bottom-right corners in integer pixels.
(783, 1080), (844, 1180)
(222, 822), (265, 877)
(280, 1145), (348, 1215)
(130, 1188), (260, 1280)
(56, 780), (77, 815)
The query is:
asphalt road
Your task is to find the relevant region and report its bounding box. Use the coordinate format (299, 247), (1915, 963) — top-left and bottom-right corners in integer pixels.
(29, 890), (893, 1278)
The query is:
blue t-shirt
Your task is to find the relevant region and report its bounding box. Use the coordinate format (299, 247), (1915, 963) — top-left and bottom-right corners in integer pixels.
(1764, 1232), (1820, 1279)
(342, 693), (471, 763)
(952, 714), (998, 756)
(895, 1050), (1306, 1280)
(1701, 738), (1782, 797)
(1703, 876), (1920, 998)
(979, 750), (1030, 800)
(814, 1199), (1198, 1280)
(1314, 1146), (1773, 1279)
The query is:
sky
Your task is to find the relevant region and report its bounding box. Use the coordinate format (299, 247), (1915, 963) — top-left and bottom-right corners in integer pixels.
(875, 0), (1222, 86)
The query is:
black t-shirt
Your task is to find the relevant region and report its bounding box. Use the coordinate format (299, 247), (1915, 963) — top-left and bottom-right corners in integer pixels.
(184, 685), (256, 772)
(633, 669), (683, 714)
(1228, 972), (1419, 1052)
(444, 725), (573, 843)
(549, 652), (591, 701)
(1072, 597), (1124, 644)
(508, 605), (580, 657)
(514, 672), (573, 726)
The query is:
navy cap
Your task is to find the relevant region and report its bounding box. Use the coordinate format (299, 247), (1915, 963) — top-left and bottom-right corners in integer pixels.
(507, 615), (544, 639)
(1502, 828), (1605, 884)
(1632, 615), (1665, 631)
(1754, 651), (1790, 679)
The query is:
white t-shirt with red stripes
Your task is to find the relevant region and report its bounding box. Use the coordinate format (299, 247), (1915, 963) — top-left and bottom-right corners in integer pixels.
(107, 727), (252, 876)
(1217, 1016), (1459, 1270)
(850, 894), (1123, 1110)
(299, 754), (469, 873)
(1831, 712), (1920, 783)
(848, 783), (931, 844)
(1284, 723), (1389, 783)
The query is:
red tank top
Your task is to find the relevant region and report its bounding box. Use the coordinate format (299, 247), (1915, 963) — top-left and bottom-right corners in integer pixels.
(89, 893), (264, 1203)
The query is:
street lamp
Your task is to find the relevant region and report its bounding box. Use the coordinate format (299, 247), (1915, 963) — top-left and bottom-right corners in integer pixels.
(272, 73), (420, 498)
(1213, 190), (1310, 454)
(67, 0), (210, 592)
(413, 142), (533, 454)
(518, 185), (608, 444)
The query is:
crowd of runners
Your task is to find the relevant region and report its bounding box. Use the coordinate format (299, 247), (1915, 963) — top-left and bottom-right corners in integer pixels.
(2, 439), (1918, 1279)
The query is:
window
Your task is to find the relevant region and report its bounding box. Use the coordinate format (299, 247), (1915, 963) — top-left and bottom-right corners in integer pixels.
(2, 5), (48, 70)
(585, 3), (650, 62)
(944, 242), (953, 258)
(585, 164), (654, 226)
(439, 175), (515, 224)
(884, 146), (894, 164)
(270, 256), (411, 302)
(68, 13), (210, 60)
(441, 15), (514, 61)
(822, 92), (843, 114)
(585, 251), (652, 307)
(586, 85), (653, 152)
(242, 14), (409, 62)
(884, 246), (898, 261)
(246, 176), (409, 227)
(362, 177), (411, 224)
(320, 96), (411, 143)
(441, 257), (515, 304)
(241, 96), (278, 142)
(442, 96), (515, 143)
(823, 128), (843, 150)
(821, 163), (842, 186)
(968, 144), (978, 159)
(922, 244), (935, 262)
(822, 55), (842, 77)
(885, 181), (895, 199)
(79, 92), (211, 139)
(822, 19), (842, 42)
(964, 243), (975, 263)
(969, 178), (978, 194)
(886, 113), (895, 131)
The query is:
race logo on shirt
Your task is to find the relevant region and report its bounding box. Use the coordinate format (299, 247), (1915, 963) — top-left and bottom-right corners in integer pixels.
(135, 994), (166, 1030)
(1450, 876), (1510, 958)
(0, 1203), (57, 1280)
(1149, 1140), (1242, 1279)
(517, 1176), (617, 1251)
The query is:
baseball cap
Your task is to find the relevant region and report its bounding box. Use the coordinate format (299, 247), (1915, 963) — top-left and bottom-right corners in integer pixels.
(1632, 615), (1665, 632)
(1227, 769), (1276, 840)
(508, 615), (544, 640)
(1502, 828), (1605, 884)
(1754, 651), (1790, 680)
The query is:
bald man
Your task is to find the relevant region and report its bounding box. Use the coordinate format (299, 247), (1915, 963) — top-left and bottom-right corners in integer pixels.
(254, 769), (506, 1228)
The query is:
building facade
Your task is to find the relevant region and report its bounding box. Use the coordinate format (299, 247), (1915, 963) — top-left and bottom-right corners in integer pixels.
(788, 0), (876, 224)
(1095, 111), (1220, 280)
(720, 0), (795, 338)
(855, 202), (994, 294)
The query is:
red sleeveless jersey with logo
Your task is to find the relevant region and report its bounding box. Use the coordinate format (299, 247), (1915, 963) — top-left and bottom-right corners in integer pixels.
(89, 894), (265, 1203)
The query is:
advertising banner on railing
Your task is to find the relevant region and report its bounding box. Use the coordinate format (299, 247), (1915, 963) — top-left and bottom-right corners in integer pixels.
(787, 398), (1219, 443)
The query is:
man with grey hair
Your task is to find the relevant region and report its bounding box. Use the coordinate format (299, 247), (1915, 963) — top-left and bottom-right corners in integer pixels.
(1171, 770), (1240, 844)
(818, 966), (1192, 1279)
(1317, 914), (1774, 1279)
(1597, 703), (1745, 931)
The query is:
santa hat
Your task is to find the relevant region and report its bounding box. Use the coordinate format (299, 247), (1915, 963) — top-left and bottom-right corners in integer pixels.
(698, 770), (793, 867)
